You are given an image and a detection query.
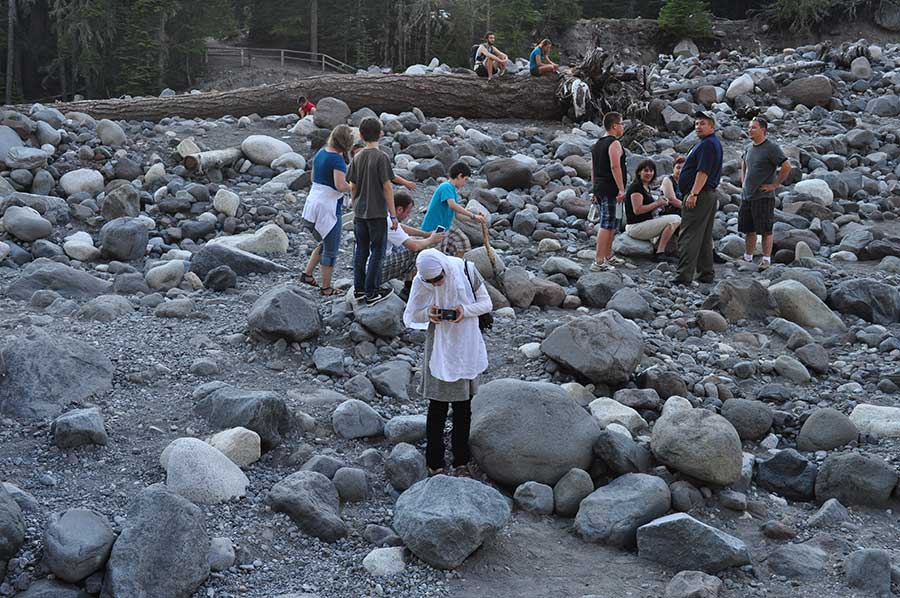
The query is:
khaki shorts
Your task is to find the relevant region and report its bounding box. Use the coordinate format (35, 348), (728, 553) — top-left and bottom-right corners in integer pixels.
(625, 214), (681, 241)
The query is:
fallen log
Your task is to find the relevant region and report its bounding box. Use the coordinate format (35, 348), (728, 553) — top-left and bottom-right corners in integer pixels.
(5, 73), (563, 122)
(183, 147), (243, 172)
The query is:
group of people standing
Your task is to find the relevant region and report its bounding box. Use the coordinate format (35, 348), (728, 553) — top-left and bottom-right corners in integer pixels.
(590, 110), (791, 283)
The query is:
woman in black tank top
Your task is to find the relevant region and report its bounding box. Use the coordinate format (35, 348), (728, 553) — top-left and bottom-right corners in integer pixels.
(623, 159), (682, 256)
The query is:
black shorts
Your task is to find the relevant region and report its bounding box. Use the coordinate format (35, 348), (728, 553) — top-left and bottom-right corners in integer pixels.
(474, 63), (488, 77)
(738, 197), (775, 234)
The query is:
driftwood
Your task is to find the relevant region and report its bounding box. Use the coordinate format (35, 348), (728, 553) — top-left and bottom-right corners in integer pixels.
(183, 147), (243, 172)
(556, 48), (650, 123)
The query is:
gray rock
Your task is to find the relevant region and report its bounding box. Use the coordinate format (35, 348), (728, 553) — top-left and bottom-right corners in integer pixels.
(469, 379), (602, 486)
(670, 480), (704, 512)
(78, 294), (134, 323)
(483, 158), (532, 191)
(344, 374), (376, 402)
(332, 467), (369, 502)
(15, 580), (90, 598)
(103, 485), (209, 598)
(0, 485), (25, 565)
(161, 438), (249, 505)
(0, 329), (113, 420)
(781, 75), (833, 108)
(636, 513), (751, 573)
(575, 473), (671, 548)
(97, 119), (126, 146)
(193, 384), (292, 450)
(755, 449), (817, 502)
(44, 508), (115, 582)
(815, 452), (898, 507)
(575, 272), (624, 308)
(796, 408), (857, 451)
(794, 343), (829, 375)
(99, 217), (148, 261)
(552, 468), (594, 518)
(614, 234), (656, 257)
(768, 279), (846, 333)
(385, 443), (426, 491)
(368, 360), (411, 401)
(203, 265), (237, 291)
(664, 570), (722, 598)
(313, 346), (345, 377)
(331, 399), (384, 439)
(51, 407), (108, 449)
(720, 399), (773, 441)
(593, 429), (651, 475)
(651, 407), (742, 486)
(101, 185), (140, 220)
(208, 537), (235, 572)
(353, 294), (405, 337)
(845, 549), (892, 595)
(607, 287), (652, 320)
(6, 259), (112, 301)
(189, 243), (288, 279)
(248, 285), (321, 342)
(268, 471), (346, 542)
(704, 279), (777, 322)
(767, 543), (827, 579)
(513, 481), (554, 515)
(807, 498), (850, 528)
(300, 455), (347, 479)
(501, 266), (535, 308)
(384, 415), (427, 444)
(541, 311), (643, 386)
(393, 475), (510, 569)
(828, 278), (900, 325)
(313, 97), (351, 129)
(2, 205), (52, 241)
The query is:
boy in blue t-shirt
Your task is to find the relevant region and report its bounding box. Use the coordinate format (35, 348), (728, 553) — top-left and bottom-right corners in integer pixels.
(419, 162), (484, 256)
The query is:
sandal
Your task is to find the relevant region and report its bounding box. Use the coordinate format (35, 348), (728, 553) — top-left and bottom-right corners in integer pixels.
(320, 287), (337, 296)
(300, 273), (319, 287)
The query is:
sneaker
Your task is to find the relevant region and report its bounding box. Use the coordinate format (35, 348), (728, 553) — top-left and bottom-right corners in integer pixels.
(365, 288), (393, 306)
(589, 260), (612, 272)
(758, 259), (772, 271)
(353, 290), (367, 303)
(608, 256), (627, 267)
(697, 274), (715, 284)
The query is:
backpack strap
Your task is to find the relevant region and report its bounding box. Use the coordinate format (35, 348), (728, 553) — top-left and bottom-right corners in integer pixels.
(463, 261), (482, 299)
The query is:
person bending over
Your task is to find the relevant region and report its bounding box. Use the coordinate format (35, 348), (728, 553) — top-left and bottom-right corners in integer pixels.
(530, 39), (560, 77)
(380, 191), (445, 299)
(298, 95), (316, 117)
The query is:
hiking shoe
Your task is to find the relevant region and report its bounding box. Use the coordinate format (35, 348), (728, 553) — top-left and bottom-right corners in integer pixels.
(365, 288), (393, 306)
(353, 290), (367, 303)
(608, 256), (627, 267)
(758, 259), (772, 271)
(589, 260), (613, 272)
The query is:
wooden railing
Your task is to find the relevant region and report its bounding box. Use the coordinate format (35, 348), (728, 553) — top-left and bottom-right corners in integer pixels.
(205, 46), (358, 74)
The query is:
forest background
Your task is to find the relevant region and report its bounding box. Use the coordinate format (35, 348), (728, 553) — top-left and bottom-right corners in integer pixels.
(0, 0), (879, 102)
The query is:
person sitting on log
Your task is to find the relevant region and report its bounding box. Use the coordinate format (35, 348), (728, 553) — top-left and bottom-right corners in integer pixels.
(623, 159), (681, 257)
(298, 95), (316, 117)
(419, 162), (485, 257)
(474, 32), (508, 80)
(529, 39), (560, 77)
(352, 140), (418, 192)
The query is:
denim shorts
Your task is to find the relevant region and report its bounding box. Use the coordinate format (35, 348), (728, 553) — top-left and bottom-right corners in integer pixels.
(598, 198), (616, 230)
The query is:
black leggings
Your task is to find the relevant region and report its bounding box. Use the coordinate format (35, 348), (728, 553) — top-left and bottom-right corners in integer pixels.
(426, 400), (472, 470)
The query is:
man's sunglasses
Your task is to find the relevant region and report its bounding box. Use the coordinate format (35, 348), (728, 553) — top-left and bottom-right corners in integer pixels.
(424, 271), (445, 284)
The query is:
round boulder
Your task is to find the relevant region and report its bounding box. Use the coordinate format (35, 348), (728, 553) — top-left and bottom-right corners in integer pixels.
(43, 508), (115, 582)
(313, 97), (352, 129)
(99, 217), (148, 261)
(720, 399), (773, 441)
(797, 408), (858, 451)
(651, 407), (743, 486)
(240, 135), (293, 166)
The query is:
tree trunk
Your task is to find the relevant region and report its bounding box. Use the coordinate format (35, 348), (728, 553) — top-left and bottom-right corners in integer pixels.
(183, 147), (243, 172)
(310, 0), (318, 57)
(14, 72), (563, 121)
(6, 0), (15, 105)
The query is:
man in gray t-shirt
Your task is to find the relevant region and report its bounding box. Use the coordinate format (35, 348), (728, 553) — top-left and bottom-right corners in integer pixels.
(739, 117), (791, 269)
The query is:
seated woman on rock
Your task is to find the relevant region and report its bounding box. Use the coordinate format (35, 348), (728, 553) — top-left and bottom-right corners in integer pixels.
(659, 155), (685, 215)
(623, 159), (681, 256)
(529, 39), (560, 77)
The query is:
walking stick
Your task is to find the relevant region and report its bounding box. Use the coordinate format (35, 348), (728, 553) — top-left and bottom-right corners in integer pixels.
(481, 220), (500, 285)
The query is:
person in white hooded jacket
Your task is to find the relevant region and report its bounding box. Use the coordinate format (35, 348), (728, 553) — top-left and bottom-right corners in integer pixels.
(402, 249), (493, 475)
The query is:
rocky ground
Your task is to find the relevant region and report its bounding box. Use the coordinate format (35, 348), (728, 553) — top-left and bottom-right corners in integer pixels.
(0, 36), (899, 598)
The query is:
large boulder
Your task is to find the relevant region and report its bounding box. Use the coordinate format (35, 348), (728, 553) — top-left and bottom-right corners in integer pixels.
(353, 294), (405, 337)
(313, 97), (351, 129)
(469, 379), (602, 486)
(755, 449), (817, 502)
(483, 158), (533, 191)
(0, 485), (25, 566)
(103, 485), (209, 598)
(781, 75), (833, 108)
(160, 438), (249, 505)
(0, 125), (24, 163)
(15, 580), (90, 598)
(0, 329), (113, 420)
(43, 508), (115, 582)
(189, 243), (288, 279)
(267, 471), (347, 542)
(96, 119), (126, 146)
(575, 272), (624, 308)
(247, 285), (321, 342)
(703, 279), (777, 322)
(193, 384), (292, 450)
(651, 407), (742, 486)
(768, 280), (846, 333)
(876, 0), (900, 30)
(207, 223), (289, 256)
(575, 473), (670, 548)
(393, 475), (510, 569)
(849, 404), (900, 439)
(99, 217), (148, 261)
(540, 311), (643, 386)
(2, 205), (52, 241)
(828, 279), (900, 325)
(60, 169), (104, 197)
(814, 452), (898, 507)
(798, 408), (858, 450)
(636, 513), (751, 573)
(5, 259), (112, 301)
(241, 135), (293, 166)
(331, 399), (385, 439)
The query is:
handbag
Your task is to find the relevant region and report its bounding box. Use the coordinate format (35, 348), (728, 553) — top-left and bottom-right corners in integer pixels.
(464, 261), (494, 331)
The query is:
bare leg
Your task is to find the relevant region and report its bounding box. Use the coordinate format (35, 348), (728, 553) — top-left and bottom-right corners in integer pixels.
(762, 233), (774, 258)
(304, 245), (322, 277)
(656, 223), (677, 253)
(745, 233), (757, 257)
(321, 265), (334, 289)
(537, 64), (556, 75)
(596, 229), (613, 262)
(486, 59), (494, 80)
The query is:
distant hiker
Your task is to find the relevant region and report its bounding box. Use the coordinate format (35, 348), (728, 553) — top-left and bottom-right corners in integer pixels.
(676, 111), (723, 285)
(474, 32), (508, 80)
(352, 140), (417, 192)
(347, 116), (399, 305)
(529, 39), (560, 76)
(590, 111), (628, 271)
(298, 95), (316, 117)
(403, 248), (492, 477)
(623, 159), (681, 256)
(300, 124), (354, 296)
(419, 162), (485, 257)
(381, 191), (446, 299)
(740, 116), (791, 270)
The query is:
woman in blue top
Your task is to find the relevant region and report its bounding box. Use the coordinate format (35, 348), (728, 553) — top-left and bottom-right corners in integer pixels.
(529, 39), (559, 77)
(301, 124), (354, 295)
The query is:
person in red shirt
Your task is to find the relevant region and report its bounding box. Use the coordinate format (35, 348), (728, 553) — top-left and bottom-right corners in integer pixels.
(298, 95), (316, 117)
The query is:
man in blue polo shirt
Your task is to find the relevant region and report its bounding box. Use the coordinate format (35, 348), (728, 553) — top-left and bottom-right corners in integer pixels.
(676, 111), (723, 285)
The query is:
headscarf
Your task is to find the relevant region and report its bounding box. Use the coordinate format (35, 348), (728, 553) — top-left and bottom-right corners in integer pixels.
(402, 249), (471, 331)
